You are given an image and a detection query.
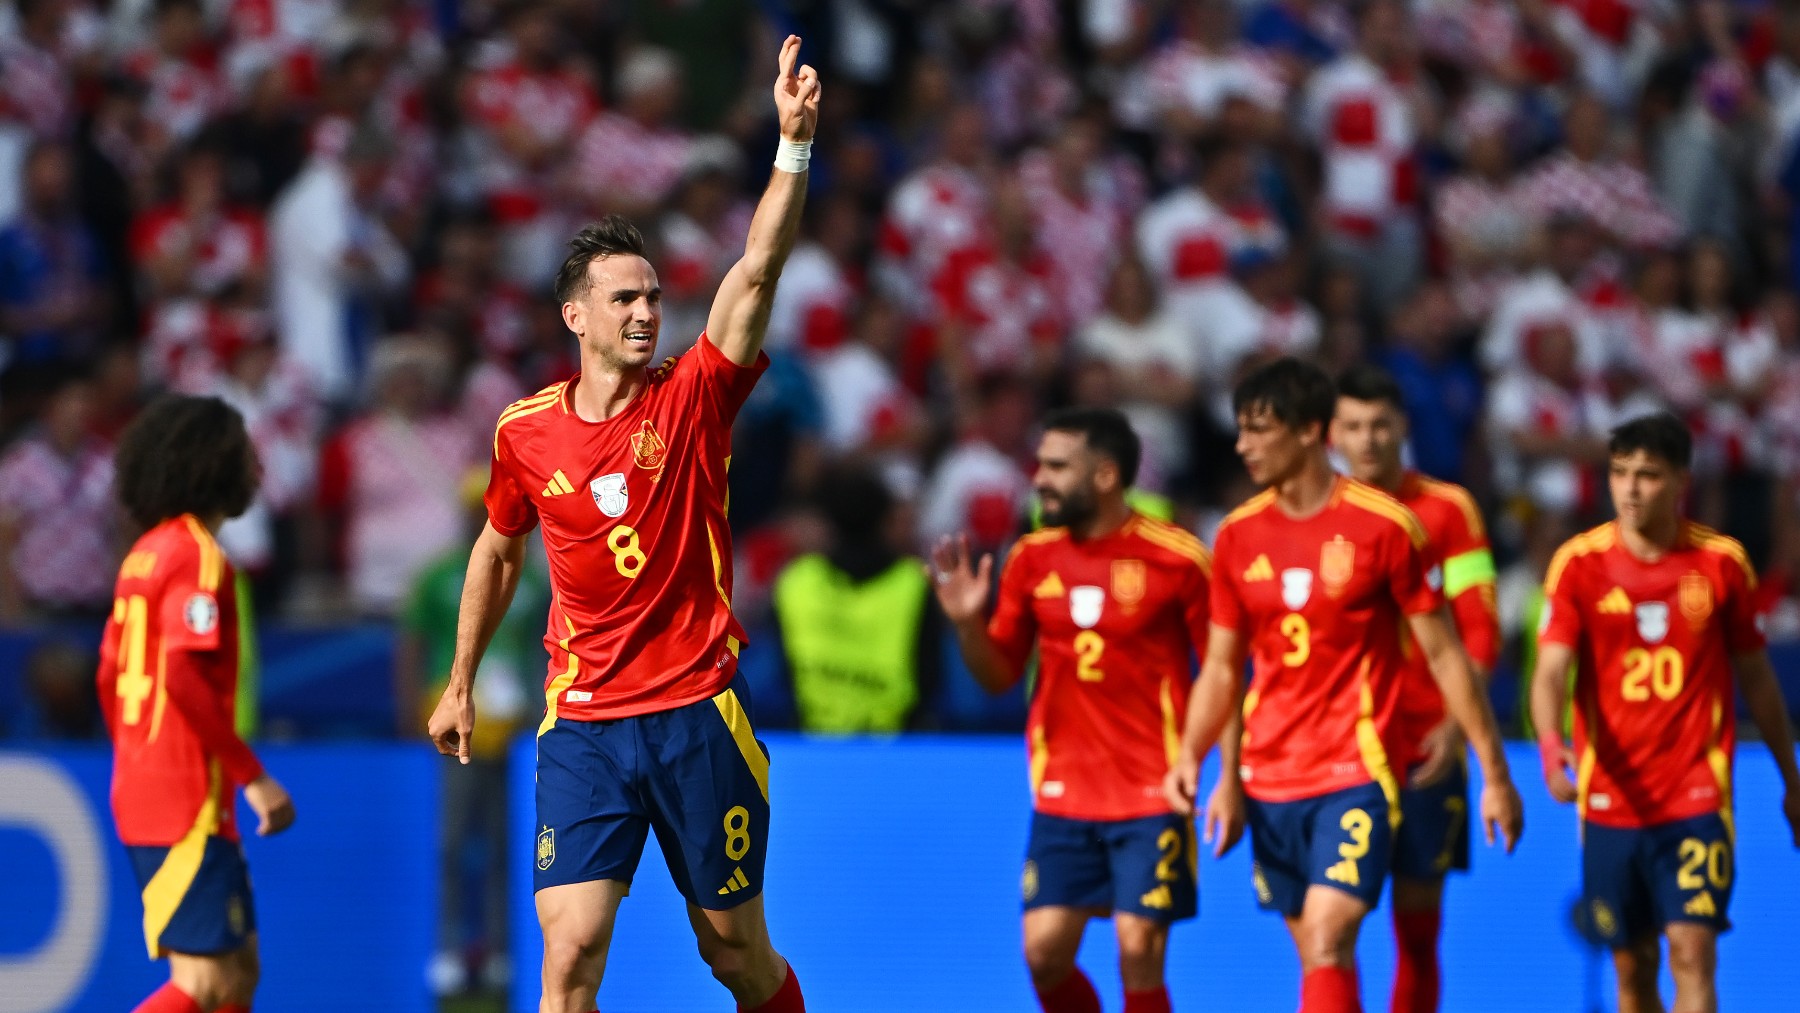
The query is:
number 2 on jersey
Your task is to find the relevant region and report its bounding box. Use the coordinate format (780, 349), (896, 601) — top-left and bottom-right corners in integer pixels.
(112, 595), (152, 725)
(1074, 631), (1105, 682)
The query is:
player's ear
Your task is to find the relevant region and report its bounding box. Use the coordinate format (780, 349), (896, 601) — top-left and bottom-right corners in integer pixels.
(560, 299), (583, 337)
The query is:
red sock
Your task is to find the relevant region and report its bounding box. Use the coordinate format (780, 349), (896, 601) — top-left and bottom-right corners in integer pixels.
(1125, 984), (1173, 1013)
(740, 963), (804, 1013)
(1391, 907), (1442, 1013)
(1036, 967), (1102, 1013)
(132, 983), (201, 1013)
(218, 1005), (251, 1013)
(1301, 966), (1361, 1013)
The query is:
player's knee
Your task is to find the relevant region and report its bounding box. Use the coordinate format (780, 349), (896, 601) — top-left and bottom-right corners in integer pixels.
(1296, 923), (1356, 970)
(696, 933), (767, 992)
(1113, 920), (1165, 972)
(1665, 932), (1716, 982)
(541, 932), (605, 989)
(1022, 934), (1079, 985)
(227, 946), (260, 1003)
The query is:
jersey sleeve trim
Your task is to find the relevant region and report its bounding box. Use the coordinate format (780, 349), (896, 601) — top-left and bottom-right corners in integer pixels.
(1216, 489), (1276, 534)
(1544, 523), (1615, 594)
(1419, 477), (1487, 541)
(493, 383), (567, 454)
(1685, 523), (1757, 587)
(1342, 482), (1428, 549)
(180, 516), (225, 593)
(1443, 547), (1497, 599)
(1134, 518), (1213, 575)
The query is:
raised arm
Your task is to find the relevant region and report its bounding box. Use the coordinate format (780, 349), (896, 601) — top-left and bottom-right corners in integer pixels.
(929, 535), (1027, 694)
(706, 35), (821, 367)
(1410, 607), (1523, 852)
(428, 520), (529, 763)
(1734, 650), (1800, 847)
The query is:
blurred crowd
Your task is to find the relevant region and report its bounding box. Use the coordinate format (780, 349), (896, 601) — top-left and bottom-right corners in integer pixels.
(6, 0), (1800, 648)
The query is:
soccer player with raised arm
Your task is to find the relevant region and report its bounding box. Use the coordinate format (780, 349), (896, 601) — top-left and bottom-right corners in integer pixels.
(1531, 413), (1800, 1013)
(932, 409), (1226, 1013)
(1164, 359), (1522, 1013)
(425, 36), (819, 1013)
(1331, 365), (1502, 1013)
(101, 396), (295, 1013)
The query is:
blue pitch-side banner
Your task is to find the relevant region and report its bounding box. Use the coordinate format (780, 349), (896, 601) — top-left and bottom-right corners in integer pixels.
(0, 746), (437, 1013)
(510, 736), (1800, 1012)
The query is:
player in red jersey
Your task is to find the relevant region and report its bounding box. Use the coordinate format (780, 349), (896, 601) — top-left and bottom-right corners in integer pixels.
(1531, 413), (1800, 1013)
(426, 36), (819, 1013)
(1164, 359), (1521, 1013)
(932, 408), (1224, 1013)
(99, 396), (295, 1013)
(1332, 365), (1502, 1013)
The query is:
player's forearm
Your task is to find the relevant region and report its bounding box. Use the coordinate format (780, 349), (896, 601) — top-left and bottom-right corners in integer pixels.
(949, 618), (1019, 694)
(1529, 648), (1571, 761)
(1215, 709), (1244, 785)
(739, 166), (808, 289)
(1428, 644), (1511, 781)
(446, 533), (526, 695)
(1178, 661), (1239, 763)
(1738, 654), (1800, 793)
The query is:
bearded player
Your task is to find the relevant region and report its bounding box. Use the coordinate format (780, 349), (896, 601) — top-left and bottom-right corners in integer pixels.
(1165, 358), (1522, 1013)
(932, 408), (1227, 1013)
(427, 36), (819, 1013)
(1332, 365), (1501, 1013)
(1532, 413), (1800, 1013)
(102, 395), (296, 1013)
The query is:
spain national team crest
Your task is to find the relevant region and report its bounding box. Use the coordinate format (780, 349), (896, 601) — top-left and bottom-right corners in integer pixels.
(1320, 536), (1355, 596)
(1112, 559), (1146, 611)
(1021, 860), (1039, 902)
(1635, 602), (1670, 644)
(590, 473), (628, 518)
(1281, 568), (1313, 610)
(631, 420), (668, 482)
(1069, 586), (1105, 629)
(1590, 899), (1617, 940)
(536, 827), (556, 871)
(1680, 572), (1714, 626)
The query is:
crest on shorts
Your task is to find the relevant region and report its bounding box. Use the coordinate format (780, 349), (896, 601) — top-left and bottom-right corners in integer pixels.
(590, 473), (628, 518)
(1021, 860), (1039, 902)
(1680, 572), (1714, 626)
(1112, 559), (1146, 609)
(1069, 586), (1105, 629)
(536, 827), (556, 871)
(1320, 536), (1355, 596)
(1635, 602), (1669, 644)
(1280, 569), (1312, 610)
(1590, 899), (1617, 939)
(631, 420), (668, 482)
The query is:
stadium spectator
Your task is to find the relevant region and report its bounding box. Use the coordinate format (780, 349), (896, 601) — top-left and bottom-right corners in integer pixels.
(0, 369), (116, 623)
(0, 139), (110, 366)
(917, 372), (1034, 551)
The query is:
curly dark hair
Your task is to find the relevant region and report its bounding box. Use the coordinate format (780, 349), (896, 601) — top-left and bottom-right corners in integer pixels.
(115, 395), (259, 530)
(553, 215), (648, 305)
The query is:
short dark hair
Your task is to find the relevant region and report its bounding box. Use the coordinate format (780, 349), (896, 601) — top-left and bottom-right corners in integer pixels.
(1043, 407), (1141, 488)
(554, 216), (648, 304)
(1609, 412), (1691, 470)
(816, 463), (895, 542)
(115, 396), (259, 530)
(1233, 357), (1336, 434)
(1335, 363), (1406, 411)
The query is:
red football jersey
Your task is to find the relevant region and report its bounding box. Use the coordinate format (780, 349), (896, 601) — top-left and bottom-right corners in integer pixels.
(486, 333), (767, 724)
(1540, 521), (1763, 829)
(988, 515), (1212, 821)
(99, 516), (260, 847)
(1210, 478), (1442, 804)
(1391, 473), (1501, 765)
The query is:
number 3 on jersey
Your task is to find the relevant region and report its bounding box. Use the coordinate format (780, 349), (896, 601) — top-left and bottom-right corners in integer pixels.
(607, 524), (646, 578)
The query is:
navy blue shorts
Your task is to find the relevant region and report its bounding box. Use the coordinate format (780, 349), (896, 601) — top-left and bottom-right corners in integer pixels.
(1392, 762), (1470, 881)
(535, 673), (771, 909)
(1023, 811), (1197, 922)
(1580, 813), (1733, 947)
(1246, 782), (1394, 917)
(127, 836), (255, 959)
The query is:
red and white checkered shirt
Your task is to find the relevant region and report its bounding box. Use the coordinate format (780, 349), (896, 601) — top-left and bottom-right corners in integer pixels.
(0, 31), (73, 137)
(1017, 149), (1142, 326)
(0, 435), (116, 609)
(1517, 151), (1681, 250)
(130, 205), (268, 300)
(461, 56), (597, 222)
(1135, 187), (1285, 292)
(1144, 40), (1286, 122)
(569, 113), (693, 212)
(122, 45), (228, 142)
(931, 243), (1065, 375)
(877, 163), (990, 311)
(1302, 53), (1422, 236)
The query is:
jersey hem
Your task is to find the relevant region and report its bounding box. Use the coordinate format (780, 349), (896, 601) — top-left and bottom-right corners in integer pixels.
(1242, 773), (1378, 805)
(545, 668), (736, 723)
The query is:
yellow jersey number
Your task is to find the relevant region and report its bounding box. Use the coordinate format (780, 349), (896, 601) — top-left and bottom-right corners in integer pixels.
(1074, 630), (1105, 682)
(1621, 646), (1684, 702)
(607, 524), (646, 578)
(1281, 613), (1310, 667)
(112, 595), (152, 725)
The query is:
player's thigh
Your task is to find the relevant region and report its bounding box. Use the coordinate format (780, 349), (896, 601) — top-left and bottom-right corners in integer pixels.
(535, 719), (652, 893)
(536, 879), (629, 971)
(1100, 813), (1197, 923)
(1024, 812), (1113, 915)
(1295, 884), (1372, 967)
(643, 673), (772, 908)
(1645, 814), (1734, 939)
(1662, 921), (1719, 983)
(1581, 822), (1656, 949)
(1301, 782), (1394, 912)
(1392, 763), (1469, 888)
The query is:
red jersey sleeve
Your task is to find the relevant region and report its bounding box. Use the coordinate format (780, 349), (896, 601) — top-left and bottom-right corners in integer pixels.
(986, 542), (1037, 681)
(159, 544), (262, 785)
(1439, 503), (1501, 668)
(1540, 547), (1585, 650)
(684, 332), (771, 427)
(1721, 554), (1766, 655)
(1208, 525), (1246, 635)
(485, 430), (539, 537)
(1181, 555), (1212, 656)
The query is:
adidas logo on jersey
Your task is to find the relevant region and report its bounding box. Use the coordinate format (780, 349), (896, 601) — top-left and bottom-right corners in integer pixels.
(1138, 885), (1173, 910)
(1599, 587), (1632, 614)
(1243, 555), (1274, 582)
(1325, 857), (1360, 888)
(716, 867), (751, 896)
(1685, 891), (1716, 918)
(542, 470), (576, 497)
(1034, 572), (1066, 598)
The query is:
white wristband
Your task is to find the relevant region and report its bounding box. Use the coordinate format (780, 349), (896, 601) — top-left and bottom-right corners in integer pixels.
(773, 137), (812, 174)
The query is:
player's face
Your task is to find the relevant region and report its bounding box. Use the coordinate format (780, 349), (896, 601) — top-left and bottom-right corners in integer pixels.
(1235, 406), (1315, 487)
(1331, 396), (1406, 484)
(1609, 450), (1686, 533)
(1034, 430), (1101, 528)
(564, 254), (663, 372)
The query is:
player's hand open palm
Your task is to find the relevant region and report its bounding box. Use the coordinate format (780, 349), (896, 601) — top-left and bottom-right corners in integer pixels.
(1480, 779), (1524, 855)
(428, 683), (476, 766)
(773, 35), (820, 143)
(929, 535), (992, 624)
(244, 774), (295, 836)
